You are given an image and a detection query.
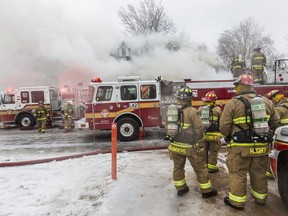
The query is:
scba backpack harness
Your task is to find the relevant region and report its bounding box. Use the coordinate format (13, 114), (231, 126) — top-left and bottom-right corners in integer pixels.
(233, 95), (273, 144)
(200, 104), (220, 133)
(166, 104), (197, 146)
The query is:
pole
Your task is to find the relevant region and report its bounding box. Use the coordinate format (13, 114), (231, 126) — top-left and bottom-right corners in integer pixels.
(111, 123), (117, 180)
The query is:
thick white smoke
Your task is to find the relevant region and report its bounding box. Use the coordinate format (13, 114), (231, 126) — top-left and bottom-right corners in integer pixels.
(0, 0), (232, 90)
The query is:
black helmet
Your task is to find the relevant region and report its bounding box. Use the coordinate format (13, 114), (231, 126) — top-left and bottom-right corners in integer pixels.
(176, 87), (193, 100)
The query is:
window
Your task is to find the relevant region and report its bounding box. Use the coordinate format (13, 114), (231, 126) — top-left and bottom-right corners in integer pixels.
(141, 85), (156, 99)
(96, 86), (113, 101)
(31, 91), (44, 103)
(21, 91), (29, 103)
(121, 48), (126, 57)
(50, 89), (60, 101)
(3, 94), (15, 104)
(121, 85), (137, 100)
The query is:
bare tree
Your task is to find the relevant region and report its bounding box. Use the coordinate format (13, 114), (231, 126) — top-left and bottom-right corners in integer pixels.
(216, 17), (279, 68)
(118, 0), (176, 36)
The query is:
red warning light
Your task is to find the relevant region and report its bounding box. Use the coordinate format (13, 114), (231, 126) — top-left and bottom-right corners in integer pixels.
(61, 88), (67, 93)
(91, 77), (102, 82)
(6, 88), (13, 93)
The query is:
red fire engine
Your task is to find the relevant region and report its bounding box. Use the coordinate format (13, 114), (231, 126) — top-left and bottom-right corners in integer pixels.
(84, 76), (172, 141)
(185, 59), (288, 108)
(0, 86), (62, 128)
(82, 59), (288, 141)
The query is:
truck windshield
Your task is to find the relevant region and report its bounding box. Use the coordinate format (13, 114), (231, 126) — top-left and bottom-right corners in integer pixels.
(3, 94), (15, 104)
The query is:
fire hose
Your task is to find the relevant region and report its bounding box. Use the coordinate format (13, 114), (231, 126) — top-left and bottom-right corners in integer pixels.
(0, 145), (168, 167)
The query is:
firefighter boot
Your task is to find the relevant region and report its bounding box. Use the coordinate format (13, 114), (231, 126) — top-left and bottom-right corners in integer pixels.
(177, 186), (189, 196)
(224, 196), (244, 211)
(202, 188), (218, 199)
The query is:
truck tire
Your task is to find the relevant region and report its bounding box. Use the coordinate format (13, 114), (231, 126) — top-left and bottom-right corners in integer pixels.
(117, 118), (139, 142)
(19, 114), (35, 128)
(278, 163), (288, 209)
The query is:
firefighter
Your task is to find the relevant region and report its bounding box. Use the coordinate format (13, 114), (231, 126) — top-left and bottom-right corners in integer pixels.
(220, 74), (280, 210)
(251, 47), (266, 84)
(168, 87), (218, 198)
(198, 91), (222, 173)
(34, 100), (49, 133)
(266, 90), (288, 126)
(62, 100), (74, 132)
(231, 55), (246, 78)
(265, 90), (288, 177)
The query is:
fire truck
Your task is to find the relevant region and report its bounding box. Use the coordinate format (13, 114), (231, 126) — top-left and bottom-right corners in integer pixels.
(82, 59), (288, 141)
(269, 126), (288, 209)
(84, 76), (173, 141)
(185, 59), (288, 108)
(0, 86), (62, 128)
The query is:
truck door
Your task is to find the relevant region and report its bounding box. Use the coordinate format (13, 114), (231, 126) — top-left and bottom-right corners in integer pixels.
(90, 85), (119, 130)
(0, 93), (17, 123)
(139, 83), (161, 127)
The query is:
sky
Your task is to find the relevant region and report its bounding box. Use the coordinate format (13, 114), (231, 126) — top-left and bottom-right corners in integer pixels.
(0, 0), (287, 90)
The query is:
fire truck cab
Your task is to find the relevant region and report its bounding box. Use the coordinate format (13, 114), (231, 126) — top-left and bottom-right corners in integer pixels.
(85, 76), (163, 141)
(269, 126), (288, 209)
(0, 86), (61, 128)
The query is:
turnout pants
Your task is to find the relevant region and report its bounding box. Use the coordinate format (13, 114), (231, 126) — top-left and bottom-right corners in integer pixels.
(226, 147), (268, 208)
(64, 116), (73, 130)
(203, 140), (221, 171)
(252, 68), (264, 84)
(37, 119), (47, 132)
(170, 147), (212, 193)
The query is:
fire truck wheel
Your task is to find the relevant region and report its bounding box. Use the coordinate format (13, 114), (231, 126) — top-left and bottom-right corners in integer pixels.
(117, 118), (139, 142)
(278, 163), (288, 209)
(19, 114), (35, 128)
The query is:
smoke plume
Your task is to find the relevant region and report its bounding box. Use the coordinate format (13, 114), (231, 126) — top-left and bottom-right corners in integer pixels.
(0, 0), (232, 90)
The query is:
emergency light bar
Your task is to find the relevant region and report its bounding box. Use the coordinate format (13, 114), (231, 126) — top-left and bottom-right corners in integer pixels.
(91, 77), (102, 82)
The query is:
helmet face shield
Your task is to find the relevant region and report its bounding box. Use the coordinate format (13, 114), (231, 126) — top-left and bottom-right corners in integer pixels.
(233, 77), (241, 85)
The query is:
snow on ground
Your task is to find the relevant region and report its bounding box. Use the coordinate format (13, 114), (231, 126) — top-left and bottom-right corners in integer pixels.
(0, 149), (285, 216)
(0, 150), (224, 216)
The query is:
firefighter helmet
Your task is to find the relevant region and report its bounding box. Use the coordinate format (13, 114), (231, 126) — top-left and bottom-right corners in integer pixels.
(233, 74), (254, 86)
(266, 90), (281, 100)
(176, 87), (193, 100)
(202, 91), (217, 101)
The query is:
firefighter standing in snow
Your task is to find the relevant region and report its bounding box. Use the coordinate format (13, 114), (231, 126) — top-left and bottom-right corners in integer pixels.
(251, 47), (266, 84)
(220, 74), (279, 210)
(167, 87), (218, 198)
(198, 91), (222, 173)
(34, 100), (49, 133)
(62, 101), (74, 132)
